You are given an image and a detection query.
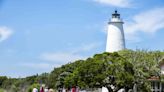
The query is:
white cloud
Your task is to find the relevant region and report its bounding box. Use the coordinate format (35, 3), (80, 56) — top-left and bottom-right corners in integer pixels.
(41, 52), (86, 63)
(0, 26), (13, 42)
(21, 63), (54, 69)
(40, 43), (102, 65)
(124, 7), (164, 42)
(93, 0), (132, 8)
(14, 43), (101, 74)
(71, 42), (102, 53)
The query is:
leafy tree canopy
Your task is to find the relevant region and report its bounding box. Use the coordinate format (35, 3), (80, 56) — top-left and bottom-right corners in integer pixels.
(0, 50), (163, 92)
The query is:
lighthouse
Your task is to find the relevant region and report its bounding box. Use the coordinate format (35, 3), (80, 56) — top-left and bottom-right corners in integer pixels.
(106, 10), (125, 52)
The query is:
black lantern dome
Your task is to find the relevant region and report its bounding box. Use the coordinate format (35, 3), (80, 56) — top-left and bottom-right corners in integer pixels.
(112, 10), (120, 19)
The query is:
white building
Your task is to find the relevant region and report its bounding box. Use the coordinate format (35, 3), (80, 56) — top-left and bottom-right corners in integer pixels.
(106, 10), (125, 52)
(149, 58), (164, 92)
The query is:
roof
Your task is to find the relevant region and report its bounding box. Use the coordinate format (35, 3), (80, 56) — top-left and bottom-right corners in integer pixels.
(148, 76), (160, 81)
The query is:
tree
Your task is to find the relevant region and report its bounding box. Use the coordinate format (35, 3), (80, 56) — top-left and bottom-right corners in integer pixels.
(119, 50), (164, 91)
(0, 88), (5, 92)
(27, 83), (40, 92)
(64, 52), (135, 92)
(0, 49), (163, 92)
(0, 76), (7, 87)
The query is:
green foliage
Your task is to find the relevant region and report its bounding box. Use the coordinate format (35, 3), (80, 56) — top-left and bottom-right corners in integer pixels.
(1, 78), (14, 89)
(27, 83), (40, 92)
(63, 52), (135, 91)
(9, 85), (19, 92)
(119, 49), (163, 91)
(36, 73), (49, 84)
(0, 76), (7, 87)
(0, 49), (163, 92)
(48, 60), (83, 88)
(0, 88), (4, 92)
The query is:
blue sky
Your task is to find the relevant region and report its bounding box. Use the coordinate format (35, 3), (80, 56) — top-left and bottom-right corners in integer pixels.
(0, 0), (164, 78)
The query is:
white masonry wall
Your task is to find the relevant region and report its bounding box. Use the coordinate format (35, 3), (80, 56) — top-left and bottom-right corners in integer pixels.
(161, 65), (164, 74)
(106, 18), (125, 52)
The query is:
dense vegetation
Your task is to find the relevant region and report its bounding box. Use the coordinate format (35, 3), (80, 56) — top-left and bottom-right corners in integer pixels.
(0, 50), (163, 92)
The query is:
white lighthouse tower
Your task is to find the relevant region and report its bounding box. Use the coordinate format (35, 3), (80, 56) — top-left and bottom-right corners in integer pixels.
(106, 10), (125, 52)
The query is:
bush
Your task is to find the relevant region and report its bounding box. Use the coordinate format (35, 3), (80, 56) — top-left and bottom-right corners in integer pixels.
(0, 88), (4, 92)
(27, 83), (40, 92)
